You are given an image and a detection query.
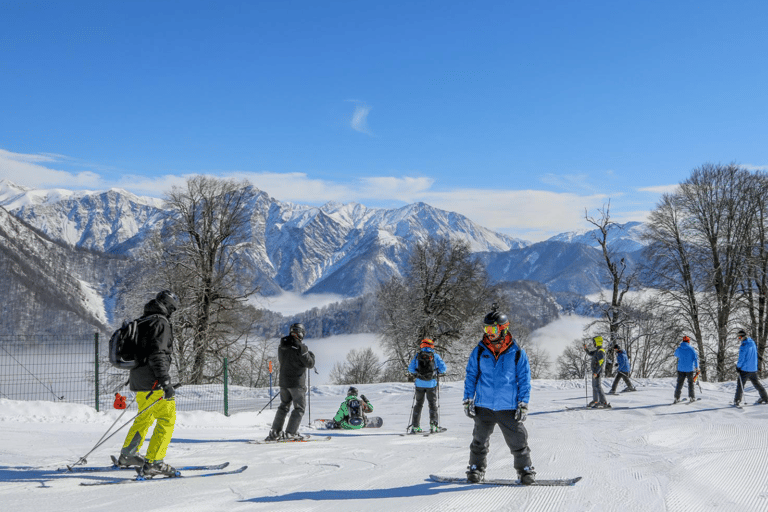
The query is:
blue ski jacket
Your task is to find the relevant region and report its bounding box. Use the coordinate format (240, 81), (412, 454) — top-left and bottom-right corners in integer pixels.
(674, 342), (699, 372)
(408, 348), (447, 388)
(737, 337), (759, 373)
(616, 350), (631, 373)
(463, 339), (531, 410)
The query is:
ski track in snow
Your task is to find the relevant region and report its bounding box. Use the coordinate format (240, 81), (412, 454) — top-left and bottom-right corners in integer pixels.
(4, 379), (768, 512)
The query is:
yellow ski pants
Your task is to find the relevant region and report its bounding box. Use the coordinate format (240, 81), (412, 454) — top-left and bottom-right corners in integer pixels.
(121, 390), (176, 462)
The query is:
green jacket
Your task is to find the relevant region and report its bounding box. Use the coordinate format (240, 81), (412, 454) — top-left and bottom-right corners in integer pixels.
(333, 395), (373, 429)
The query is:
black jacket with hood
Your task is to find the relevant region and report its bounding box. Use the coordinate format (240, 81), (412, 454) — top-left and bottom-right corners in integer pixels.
(277, 334), (315, 389)
(129, 299), (174, 392)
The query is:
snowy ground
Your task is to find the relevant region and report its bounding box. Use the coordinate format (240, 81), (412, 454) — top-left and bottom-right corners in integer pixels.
(3, 378), (768, 512)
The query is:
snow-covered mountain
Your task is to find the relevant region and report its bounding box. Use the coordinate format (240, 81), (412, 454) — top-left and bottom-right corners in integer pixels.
(546, 220), (646, 253)
(0, 180), (530, 297)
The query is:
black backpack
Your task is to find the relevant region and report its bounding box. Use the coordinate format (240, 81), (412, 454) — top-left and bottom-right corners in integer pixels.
(416, 350), (436, 380)
(347, 398), (364, 426)
(108, 314), (162, 370)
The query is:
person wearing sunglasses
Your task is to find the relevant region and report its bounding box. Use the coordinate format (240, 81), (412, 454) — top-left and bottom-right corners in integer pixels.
(463, 304), (535, 485)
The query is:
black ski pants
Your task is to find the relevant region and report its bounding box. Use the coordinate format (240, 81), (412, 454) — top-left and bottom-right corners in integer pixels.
(468, 407), (532, 472)
(609, 372), (633, 392)
(735, 371), (768, 403)
(674, 371), (696, 400)
(411, 386), (438, 427)
(271, 386), (307, 435)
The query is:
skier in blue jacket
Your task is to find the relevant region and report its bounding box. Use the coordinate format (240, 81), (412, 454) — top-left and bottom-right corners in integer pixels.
(463, 304), (535, 485)
(673, 336), (699, 403)
(407, 338), (447, 433)
(734, 329), (768, 406)
(608, 345), (636, 394)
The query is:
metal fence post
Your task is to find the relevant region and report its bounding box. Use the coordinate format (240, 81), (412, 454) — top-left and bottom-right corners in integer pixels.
(223, 357), (229, 417)
(94, 332), (100, 412)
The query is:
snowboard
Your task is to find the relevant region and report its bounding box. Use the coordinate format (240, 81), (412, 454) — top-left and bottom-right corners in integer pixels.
(429, 474), (582, 487)
(310, 416), (383, 429)
(249, 434), (331, 444)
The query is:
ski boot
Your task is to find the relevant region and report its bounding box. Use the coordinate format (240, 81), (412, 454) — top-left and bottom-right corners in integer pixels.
(756, 398), (768, 405)
(518, 466), (536, 485)
(409, 426), (423, 434)
(466, 464), (485, 483)
(673, 397), (681, 404)
(430, 422), (440, 433)
(139, 460), (178, 478)
(594, 402), (611, 408)
(587, 400), (598, 408)
(283, 431), (306, 441)
(264, 429), (283, 441)
(116, 450), (144, 467)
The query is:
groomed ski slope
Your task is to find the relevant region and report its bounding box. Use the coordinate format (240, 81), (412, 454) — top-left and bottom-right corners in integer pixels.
(2, 378), (768, 512)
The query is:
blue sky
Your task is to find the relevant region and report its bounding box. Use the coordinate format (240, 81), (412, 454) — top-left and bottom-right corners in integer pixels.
(1, 1), (767, 241)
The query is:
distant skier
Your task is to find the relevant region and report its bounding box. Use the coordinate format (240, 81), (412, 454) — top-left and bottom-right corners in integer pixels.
(673, 336), (699, 403)
(584, 336), (610, 408)
(332, 386), (374, 429)
(265, 323), (316, 441)
(608, 345), (636, 394)
(734, 329), (768, 406)
(463, 304), (536, 485)
(117, 290), (180, 477)
(407, 338), (447, 433)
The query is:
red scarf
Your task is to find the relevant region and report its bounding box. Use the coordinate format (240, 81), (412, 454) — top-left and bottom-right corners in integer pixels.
(483, 332), (513, 359)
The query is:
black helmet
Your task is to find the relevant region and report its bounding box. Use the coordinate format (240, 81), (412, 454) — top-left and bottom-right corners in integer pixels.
(156, 290), (179, 315)
(289, 322), (306, 341)
(347, 386), (358, 396)
(483, 309), (508, 326)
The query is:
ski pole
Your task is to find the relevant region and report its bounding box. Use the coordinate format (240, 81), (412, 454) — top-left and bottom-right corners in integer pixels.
(436, 374), (441, 429)
(737, 371), (747, 403)
(257, 390), (280, 415)
(694, 370), (703, 395)
(406, 386), (417, 432)
(67, 390), (163, 469)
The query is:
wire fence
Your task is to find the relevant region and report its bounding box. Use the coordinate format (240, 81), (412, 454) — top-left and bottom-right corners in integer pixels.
(0, 334), (277, 415)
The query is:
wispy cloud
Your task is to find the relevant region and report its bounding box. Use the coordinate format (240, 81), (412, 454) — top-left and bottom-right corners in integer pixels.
(0, 149), (102, 188)
(349, 102), (373, 135)
(637, 184), (679, 194)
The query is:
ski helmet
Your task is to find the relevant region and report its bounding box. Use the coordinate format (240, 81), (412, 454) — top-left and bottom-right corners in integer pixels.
(593, 336), (603, 347)
(483, 304), (509, 339)
(347, 386), (358, 397)
(155, 290), (179, 315)
(420, 338), (435, 349)
(289, 323), (306, 341)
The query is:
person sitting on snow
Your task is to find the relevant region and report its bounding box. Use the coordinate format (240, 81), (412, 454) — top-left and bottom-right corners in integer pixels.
(332, 387), (374, 429)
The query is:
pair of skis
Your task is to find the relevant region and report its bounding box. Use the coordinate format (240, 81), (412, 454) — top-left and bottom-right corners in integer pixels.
(400, 427), (448, 437)
(249, 434), (331, 444)
(65, 461), (246, 486)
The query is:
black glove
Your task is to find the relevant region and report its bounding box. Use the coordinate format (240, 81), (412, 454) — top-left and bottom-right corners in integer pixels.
(463, 398), (476, 418)
(162, 382), (175, 400)
(515, 402), (528, 422)
(361, 394), (368, 403)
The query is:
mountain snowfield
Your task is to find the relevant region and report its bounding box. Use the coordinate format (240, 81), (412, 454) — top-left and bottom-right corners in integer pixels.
(3, 378), (767, 512)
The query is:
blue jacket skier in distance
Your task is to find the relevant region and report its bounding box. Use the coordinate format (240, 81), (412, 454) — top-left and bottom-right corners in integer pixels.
(407, 338), (447, 433)
(462, 304), (535, 485)
(734, 329), (768, 405)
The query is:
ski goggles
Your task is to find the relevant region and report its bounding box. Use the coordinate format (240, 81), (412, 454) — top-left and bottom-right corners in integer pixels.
(483, 323), (508, 336)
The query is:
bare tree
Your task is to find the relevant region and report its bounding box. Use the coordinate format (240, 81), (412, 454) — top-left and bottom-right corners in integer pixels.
(585, 202), (638, 376)
(555, 339), (590, 380)
(643, 163), (754, 381)
(376, 236), (489, 379)
(160, 176), (261, 384)
(329, 347), (382, 385)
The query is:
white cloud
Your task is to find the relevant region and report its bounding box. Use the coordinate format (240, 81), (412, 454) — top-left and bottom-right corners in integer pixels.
(0, 149), (102, 188)
(637, 184), (679, 194)
(349, 102), (373, 135)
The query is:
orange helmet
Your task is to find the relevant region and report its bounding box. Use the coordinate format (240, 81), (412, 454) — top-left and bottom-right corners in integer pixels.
(682, 336), (690, 342)
(420, 338), (435, 349)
